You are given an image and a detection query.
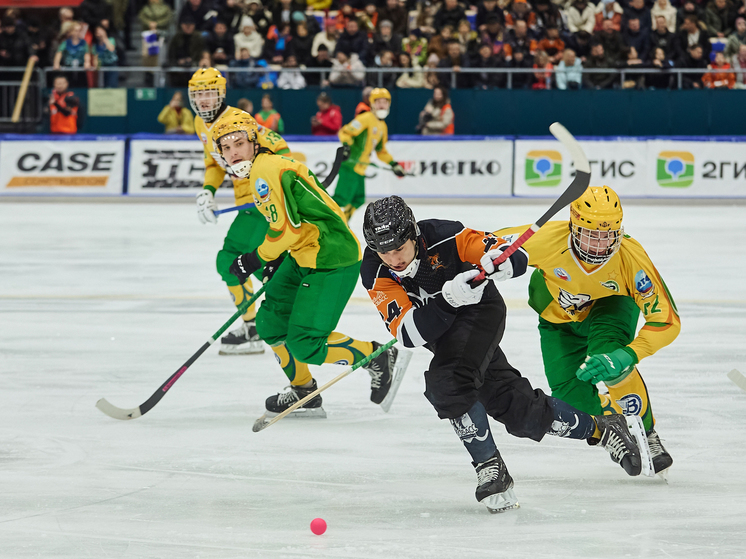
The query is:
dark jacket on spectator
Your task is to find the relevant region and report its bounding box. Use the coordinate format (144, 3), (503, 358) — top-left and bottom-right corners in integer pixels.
(645, 58), (675, 88)
(289, 33), (314, 65)
(207, 29), (236, 60)
(622, 26), (650, 60)
(647, 28), (677, 59)
(168, 28), (206, 66)
(179, 0), (212, 31)
(378, 4), (408, 35)
(594, 29), (627, 63)
(623, 4), (652, 34)
(434, 3), (467, 31)
(583, 54), (616, 89)
(304, 54), (333, 85)
(476, 2), (505, 29)
(27, 23), (52, 66)
(473, 53), (505, 88)
(335, 29), (369, 60)
(271, 0), (306, 29)
(566, 32), (592, 61)
(674, 27), (711, 62)
(507, 53), (534, 88)
(372, 32), (403, 58)
(681, 50), (708, 87)
(0, 27), (33, 67)
(229, 57), (261, 87)
(79, 0), (114, 29)
(534, 0), (564, 31)
(704, 0), (736, 36)
(437, 53), (471, 88)
(676, 3), (704, 28)
(217, 0), (244, 34)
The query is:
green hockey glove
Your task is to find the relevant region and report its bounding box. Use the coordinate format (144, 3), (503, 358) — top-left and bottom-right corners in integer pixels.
(576, 347), (637, 384)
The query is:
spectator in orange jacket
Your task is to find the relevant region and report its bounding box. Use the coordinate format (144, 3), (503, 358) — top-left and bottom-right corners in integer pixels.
(355, 86), (373, 115)
(48, 75), (79, 134)
(311, 92), (343, 135)
(703, 51), (736, 87)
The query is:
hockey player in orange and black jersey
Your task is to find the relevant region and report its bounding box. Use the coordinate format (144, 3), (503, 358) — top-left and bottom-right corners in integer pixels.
(360, 196), (646, 513)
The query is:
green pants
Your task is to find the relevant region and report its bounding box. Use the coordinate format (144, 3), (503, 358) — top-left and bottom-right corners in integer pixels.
(216, 209), (269, 286)
(332, 165), (366, 210)
(256, 256), (361, 365)
(538, 295), (640, 415)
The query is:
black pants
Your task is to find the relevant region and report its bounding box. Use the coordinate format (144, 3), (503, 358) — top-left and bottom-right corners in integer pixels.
(423, 293), (553, 442)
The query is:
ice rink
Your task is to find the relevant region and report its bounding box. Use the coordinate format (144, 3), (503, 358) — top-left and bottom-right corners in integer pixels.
(2, 200), (745, 558)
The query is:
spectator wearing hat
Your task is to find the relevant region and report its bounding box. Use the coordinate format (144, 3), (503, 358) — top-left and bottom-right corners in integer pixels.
(594, 18), (627, 64)
(138, 0), (173, 33)
(179, 0), (212, 32)
(505, 0), (537, 33)
(594, 0), (623, 32)
(311, 92), (342, 135)
(648, 15), (677, 60)
(235, 16), (264, 59)
(312, 19), (339, 57)
(378, 0), (408, 36)
(305, 43), (333, 85)
(434, 0), (467, 32)
(705, 0), (737, 38)
(437, 39), (471, 88)
(725, 17), (746, 57)
(476, 0), (504, 32)
(336, 19), (369, 62)
(703, 50), (736, 87)
(622, 17), (650, 61)
(583, 42), (616, 89)
(208, 20), (235, 65)
(555, 48), (583, 89)
(675, 14), (711, 63)
(328, 47), (366, 87)
(568, 0), (596, 34)
(650, 0), (677, 33)
(403, 29), (429, 66)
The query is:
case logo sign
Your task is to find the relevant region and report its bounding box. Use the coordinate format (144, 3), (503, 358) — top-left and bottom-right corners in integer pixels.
(656, 151), (694, 187)
(525, 150), (562, 187)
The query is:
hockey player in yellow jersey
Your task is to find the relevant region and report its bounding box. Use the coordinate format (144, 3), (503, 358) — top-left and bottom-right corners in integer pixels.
(334, 88), (406, 222)
(496, 185), (679, 476)
(189, 67), (289, 356)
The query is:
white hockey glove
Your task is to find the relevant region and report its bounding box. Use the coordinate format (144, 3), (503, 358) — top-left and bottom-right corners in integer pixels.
(480, 244), (528, 282)
(196, 189), (218, 224)
(441, 269), (487, 308)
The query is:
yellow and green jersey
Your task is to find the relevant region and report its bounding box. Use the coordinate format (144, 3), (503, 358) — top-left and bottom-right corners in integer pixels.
(247, 152), (361, 269)
(496, 220), (681, 362)
(338, 111), (393, 176)
(194, 108), (289, 206)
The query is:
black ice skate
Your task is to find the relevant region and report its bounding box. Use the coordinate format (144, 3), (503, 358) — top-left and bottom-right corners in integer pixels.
(647, 429), (673, 477)
(252, 380), (326, 432)
(473, 450), (519, 513)
(219, 320), (264, 355)
(365, 342), (412, 412)
(591, 414), (644, 476)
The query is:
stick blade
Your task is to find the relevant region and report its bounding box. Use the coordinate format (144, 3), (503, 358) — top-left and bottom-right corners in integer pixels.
(380, 349), (412, 413)
(549, 122), (590, 173)
(96, 398), (142, 420)
(728, 369), (746, 392)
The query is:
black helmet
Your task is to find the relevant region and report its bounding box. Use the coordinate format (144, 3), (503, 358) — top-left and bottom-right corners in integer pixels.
(362, 196), (418, 252)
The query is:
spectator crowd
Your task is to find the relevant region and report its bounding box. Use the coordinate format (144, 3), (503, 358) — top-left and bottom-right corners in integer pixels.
(2, 0), (746, 92)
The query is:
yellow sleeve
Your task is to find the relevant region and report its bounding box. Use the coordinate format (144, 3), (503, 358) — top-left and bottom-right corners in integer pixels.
(622, 246), (681, 362)
(157, 106), (171, 125)
(338, 113), (369, 146)
(194, 117), (226, 191)
(375, 124), (393, 165)
(254, 167), (304, 262)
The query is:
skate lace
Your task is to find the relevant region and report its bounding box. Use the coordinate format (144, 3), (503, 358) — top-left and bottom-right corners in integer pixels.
(369, 368), (383, 389)
(228, 322), (249, 337)
(476, 460), (503, 486)
(276, 387), (300, 406)
(604, 431), (628, 463)
(647, 432), (663, 457)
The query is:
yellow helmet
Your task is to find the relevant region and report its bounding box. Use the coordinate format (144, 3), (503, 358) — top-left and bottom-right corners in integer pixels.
(188, 67), (227, 122)
(211, 109), (259, 177)
(369, 88), (391, 119)
(569, 186), (624, 264)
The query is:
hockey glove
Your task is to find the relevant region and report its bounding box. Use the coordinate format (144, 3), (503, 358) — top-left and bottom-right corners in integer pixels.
(576, 347), (638, 384)
(196, 189), (218, 224)
(262, 254), (285, 284)
(441, 269), (487, 308)
(480, 244), (528, 282)
(230, 250), (263, 284)
(341, 144), (351, 161)
(391, 162), (406, 177)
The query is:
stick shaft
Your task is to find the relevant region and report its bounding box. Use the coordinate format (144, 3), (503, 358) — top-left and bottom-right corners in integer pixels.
(214, 203), (255, 216)
(11, 57), (36, 123)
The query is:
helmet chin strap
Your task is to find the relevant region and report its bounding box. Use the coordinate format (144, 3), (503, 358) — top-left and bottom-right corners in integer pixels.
(392, 257), (420, 278)
(231, 160), (253, 178)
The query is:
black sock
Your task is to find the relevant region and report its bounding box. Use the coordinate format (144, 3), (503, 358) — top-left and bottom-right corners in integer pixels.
(450, 401), (497, 464)
(546, 397), (595, 440)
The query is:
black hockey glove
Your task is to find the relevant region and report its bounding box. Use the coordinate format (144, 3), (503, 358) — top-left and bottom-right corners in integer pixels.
(230, 250), (262, 284)
(341, 144), (351, 161)
(391, 162), (406, 177)
(262, 254), (285, 284)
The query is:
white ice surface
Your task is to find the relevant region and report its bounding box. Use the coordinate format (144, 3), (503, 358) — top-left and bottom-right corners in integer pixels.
(1, 201), (745, 558)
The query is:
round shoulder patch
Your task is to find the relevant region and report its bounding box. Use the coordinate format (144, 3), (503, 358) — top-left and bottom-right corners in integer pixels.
(255, 178), (270, 202)
(200, 133), (208, 144)
(554, 267), (571, 281)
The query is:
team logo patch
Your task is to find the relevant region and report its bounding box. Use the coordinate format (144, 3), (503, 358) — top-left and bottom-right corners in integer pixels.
(200, 133), (208, 144)
(600, 280), (620, 292)
(615, 394), (643, 416)
(429, 253), (444, 270)
(554, 267), (571, 281)
(634, 270), (655, 298)
(255, 178), (270, 202)
(334, 359), (350, 366)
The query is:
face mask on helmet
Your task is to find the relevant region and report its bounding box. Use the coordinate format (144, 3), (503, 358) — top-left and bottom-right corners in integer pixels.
(569, 186), (624, 265)
(216, 131), (254, 178)
(570, 225), (623, 264)
(188, 86), (225, 122)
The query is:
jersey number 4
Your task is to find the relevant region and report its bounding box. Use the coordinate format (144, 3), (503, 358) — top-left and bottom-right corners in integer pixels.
(380, 300), (402, 327)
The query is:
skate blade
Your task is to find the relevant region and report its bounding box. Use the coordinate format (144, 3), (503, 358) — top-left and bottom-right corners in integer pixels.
(482, 488), (520, 514)
(625, 415), (655, 478)
(380, 349), (412, 413)
(252, 407), (327, 432)
(219, 343), (265, 355)
(657, 467), (670, 484)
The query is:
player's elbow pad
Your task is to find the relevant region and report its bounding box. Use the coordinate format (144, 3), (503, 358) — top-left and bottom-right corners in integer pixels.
(508, 246), (529, 278)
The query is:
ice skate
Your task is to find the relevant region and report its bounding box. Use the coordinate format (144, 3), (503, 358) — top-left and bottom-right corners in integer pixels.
(647, 429), (673, 479)
(591, 414), (643, 476)
(219, 321), (264, 355)
(473, 450), (519, 513)
(252, 379), (326, 432)
(365, 342), (411, 411)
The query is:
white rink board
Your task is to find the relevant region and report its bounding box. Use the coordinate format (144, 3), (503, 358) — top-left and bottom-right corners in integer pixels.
(515, 138), (746, 198)
(0, 139), (124, 194)
(128, 139), (514, 198)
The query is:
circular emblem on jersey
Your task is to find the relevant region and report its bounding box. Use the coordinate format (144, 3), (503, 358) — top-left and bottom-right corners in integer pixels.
(255, 178), (270, 202)
(615, 394), (642, 416)
(200, 133), (208, 144)
(634, 269), (654, 298)
(554, 267), (571, 281)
